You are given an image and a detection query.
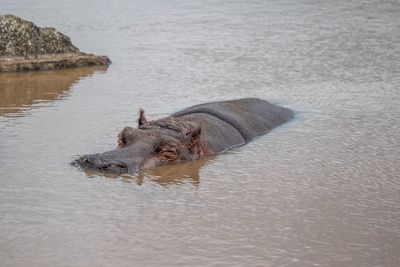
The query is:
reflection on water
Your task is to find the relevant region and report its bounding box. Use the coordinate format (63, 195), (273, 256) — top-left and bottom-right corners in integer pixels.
(140, 156), (215, 186)
(83, 156), (215, 187)
(0, 66), (107, 117)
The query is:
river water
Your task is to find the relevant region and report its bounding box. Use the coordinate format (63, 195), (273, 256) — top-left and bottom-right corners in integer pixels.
(0, 1), (399, 266)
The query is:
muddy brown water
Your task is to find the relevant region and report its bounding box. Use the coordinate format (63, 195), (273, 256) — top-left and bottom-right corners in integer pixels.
(1, 1), (399, 266)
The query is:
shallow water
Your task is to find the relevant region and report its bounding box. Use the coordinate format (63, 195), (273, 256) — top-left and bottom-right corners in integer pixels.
(1, 0), (399, 266)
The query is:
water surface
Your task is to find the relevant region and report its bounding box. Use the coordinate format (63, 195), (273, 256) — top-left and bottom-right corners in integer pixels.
(0, 1), (399, 266)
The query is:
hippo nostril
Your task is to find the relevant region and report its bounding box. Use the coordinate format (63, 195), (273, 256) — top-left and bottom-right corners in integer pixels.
(113, 162), (127, 169)
(98, 161), (128, 173)
(73, 155), (98, 168)
(71, 155), (92, 168)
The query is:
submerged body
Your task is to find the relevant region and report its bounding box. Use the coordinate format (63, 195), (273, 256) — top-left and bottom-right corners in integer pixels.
(73, 98), (294, 174)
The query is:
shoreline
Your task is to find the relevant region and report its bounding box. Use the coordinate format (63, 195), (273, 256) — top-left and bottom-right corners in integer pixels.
(0, 53), (111, 72)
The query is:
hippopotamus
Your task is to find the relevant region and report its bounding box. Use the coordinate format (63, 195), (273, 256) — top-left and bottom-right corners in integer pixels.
(73, 98), (294, 174)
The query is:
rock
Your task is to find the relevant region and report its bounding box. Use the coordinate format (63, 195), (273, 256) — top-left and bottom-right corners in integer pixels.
(0, 14), (111, 72)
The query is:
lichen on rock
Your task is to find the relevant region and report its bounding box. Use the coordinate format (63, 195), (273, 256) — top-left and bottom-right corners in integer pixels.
(0, 14), (111, 72)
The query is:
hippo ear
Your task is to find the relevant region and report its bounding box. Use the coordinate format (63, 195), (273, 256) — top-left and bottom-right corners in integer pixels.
(138, 108), (148, 127)
(187, 125), (202, 147)
(184, 125), (203, 159)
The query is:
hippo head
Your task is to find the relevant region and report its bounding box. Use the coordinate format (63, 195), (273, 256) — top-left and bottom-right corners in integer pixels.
(73, 110), (208, 174)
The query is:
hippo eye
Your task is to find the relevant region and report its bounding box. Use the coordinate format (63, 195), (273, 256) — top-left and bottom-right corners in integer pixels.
(153, 145), (161, 154)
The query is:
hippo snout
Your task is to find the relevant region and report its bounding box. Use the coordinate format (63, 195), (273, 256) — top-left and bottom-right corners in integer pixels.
(72, 154), (132, 174)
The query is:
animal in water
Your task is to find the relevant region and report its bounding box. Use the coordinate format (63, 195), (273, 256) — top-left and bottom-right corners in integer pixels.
(73, 98), (294, 174)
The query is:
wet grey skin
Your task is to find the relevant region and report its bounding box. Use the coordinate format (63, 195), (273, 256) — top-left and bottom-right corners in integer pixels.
(74, 142), (154, 174)
(72, 98), (294, 174)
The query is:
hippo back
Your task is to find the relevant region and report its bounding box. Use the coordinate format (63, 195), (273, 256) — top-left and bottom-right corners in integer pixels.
(172, 98), (294, 142)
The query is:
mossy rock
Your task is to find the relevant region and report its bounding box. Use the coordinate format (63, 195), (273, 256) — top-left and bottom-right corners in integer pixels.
(0, 14), (110, 72)
(0, 14), (79, 57)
